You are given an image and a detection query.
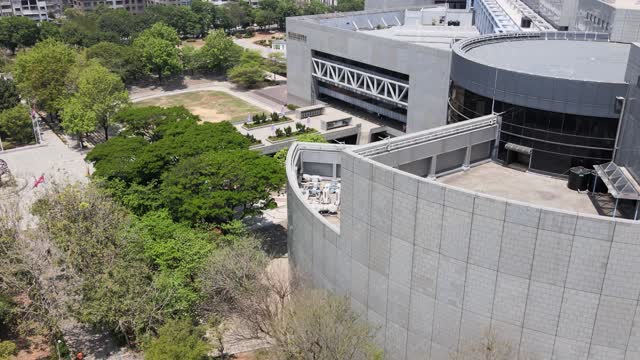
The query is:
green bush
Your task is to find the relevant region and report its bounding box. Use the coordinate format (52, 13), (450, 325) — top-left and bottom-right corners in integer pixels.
(275, 128), (284, 137)
(0, 340), (17, 360)
(284, 126), (292, 137)
(286, 104), (299, 111)
(144, 318), (210, 360)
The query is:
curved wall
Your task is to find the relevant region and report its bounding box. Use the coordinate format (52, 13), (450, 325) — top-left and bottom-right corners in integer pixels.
(287, 142), (640, 360)
(450, 35), (628, 118)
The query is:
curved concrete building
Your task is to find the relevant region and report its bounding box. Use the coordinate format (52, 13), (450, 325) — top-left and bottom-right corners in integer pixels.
(449, 32), (630, 175)
(286, 114), (640, 359)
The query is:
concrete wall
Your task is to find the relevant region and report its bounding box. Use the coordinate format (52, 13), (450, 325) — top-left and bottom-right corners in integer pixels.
(616, 43), (640, 181)
(450, 37), (629, 119)
(287, 140), (640, 360)
(286, 12), (453, 133)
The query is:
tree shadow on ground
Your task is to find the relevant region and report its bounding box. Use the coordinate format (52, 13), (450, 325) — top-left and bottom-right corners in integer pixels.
(251, 222), (287, 257)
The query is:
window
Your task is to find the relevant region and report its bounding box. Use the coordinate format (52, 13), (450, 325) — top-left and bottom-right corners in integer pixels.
(288, 32), (307, 42)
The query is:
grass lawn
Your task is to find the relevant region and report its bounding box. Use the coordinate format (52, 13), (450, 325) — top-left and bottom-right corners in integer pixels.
(135, 91), (263, 123)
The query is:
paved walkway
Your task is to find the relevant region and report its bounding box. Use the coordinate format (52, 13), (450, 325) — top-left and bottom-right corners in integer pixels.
(1, 126), (90, 214)
(233, 37), (285, 58)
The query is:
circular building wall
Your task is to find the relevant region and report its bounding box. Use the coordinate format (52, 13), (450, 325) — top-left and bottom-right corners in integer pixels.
(449, 33), (630, 175)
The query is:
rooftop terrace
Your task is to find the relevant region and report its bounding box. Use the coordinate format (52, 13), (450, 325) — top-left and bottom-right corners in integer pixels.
(438, 162), (598, 214)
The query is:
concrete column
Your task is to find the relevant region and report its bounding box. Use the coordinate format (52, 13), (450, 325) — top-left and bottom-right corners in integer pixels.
(428, 155), (437, 179)
(332, 163), (337, 179)
(463, 145), (472, 170)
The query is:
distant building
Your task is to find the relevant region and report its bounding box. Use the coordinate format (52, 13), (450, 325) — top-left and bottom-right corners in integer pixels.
(0, 0), (49, 20)
(145, 0), (190, 6)
(271, 39), (286, 52)
(575, 0), (640, 42)
(71, 0), (145, 13)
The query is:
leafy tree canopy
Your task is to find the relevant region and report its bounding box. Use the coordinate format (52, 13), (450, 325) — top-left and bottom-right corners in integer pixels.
(0, 16), (39, 54)
(133, 25), (182, 81)
(0, 78), (19, 112)
(228, 62), (265, 88)
(13, 39), (78, 114)
(143, 318), (210, 360)
(85, 42), (146, 84)
(198, 30), (242, 73)
(87, 109), (287, 224)
(0, 105), (33, 145)
(73, 61), (129, 139)
(32, 184), (219, 345)
(160, 149), (285, 223)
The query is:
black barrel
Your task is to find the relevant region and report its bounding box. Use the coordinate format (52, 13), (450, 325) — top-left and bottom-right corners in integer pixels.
(568, 166), (589, 191)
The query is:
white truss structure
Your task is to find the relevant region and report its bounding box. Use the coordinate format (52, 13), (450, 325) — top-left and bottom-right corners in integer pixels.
(311, 57), (409, 107)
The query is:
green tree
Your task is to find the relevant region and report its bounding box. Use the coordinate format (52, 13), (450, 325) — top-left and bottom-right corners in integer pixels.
(0, 78), (19, 112)
(273, 132), (326, 167)
(254, 9), (278, 29)
(38, 21), (61, 41)
(302, 0), (330, 15)
(198, 30), (242, 73)
(112, 105), (197, 140)
(134, 24), (182, 81)
(137, 22), (181, 46)
(0, 105), (33, 145)
(97, 8), (135, 39)
(218, 2), (250, 29)
(267, 52), (286, 77)
(274, 0), (300, 29)
(191, 0), (218, 30)
(60, 97), (96, 148)
(12, 39), (77, 115)
(31, 184), (192, 345)
(160, 149), (285, 223)
(73, 61), (129, 139)
(144, 318), (210, 360)
(228, 63), (265, 88)
(86, 42), (146, 83)
(181, 45), (203, 75)
(0, 16), (39, 54)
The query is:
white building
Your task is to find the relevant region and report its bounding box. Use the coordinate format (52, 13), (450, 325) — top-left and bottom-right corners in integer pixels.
(0, 0), (49, 20)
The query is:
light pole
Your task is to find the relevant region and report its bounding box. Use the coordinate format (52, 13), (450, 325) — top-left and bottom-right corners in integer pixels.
(56, 339), (61, 360)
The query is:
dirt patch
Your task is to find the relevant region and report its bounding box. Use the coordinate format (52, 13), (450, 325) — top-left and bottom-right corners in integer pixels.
(250, 32), (285, 41)
(180, 39), (206, 49)
(135, 91), (263, 123)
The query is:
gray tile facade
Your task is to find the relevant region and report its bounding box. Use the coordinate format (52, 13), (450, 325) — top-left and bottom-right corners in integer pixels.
(287, 144), (640, 360)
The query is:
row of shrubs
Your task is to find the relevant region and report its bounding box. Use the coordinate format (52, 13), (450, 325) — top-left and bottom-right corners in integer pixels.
(273, 122), (312, 138)
(248, 112), (288, 127)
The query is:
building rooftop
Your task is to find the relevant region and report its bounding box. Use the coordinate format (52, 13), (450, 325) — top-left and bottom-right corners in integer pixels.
(482, 0), (555, 32)
(365, 25), (479, 48)
(438, 162), (599, 214)
(460, 36), (630, 82)
(601, 0), (640, 10)
(297, 7), (479, 48)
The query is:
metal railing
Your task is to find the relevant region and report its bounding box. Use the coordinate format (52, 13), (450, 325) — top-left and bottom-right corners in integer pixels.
(355, 115), (498, 157)
(311, 57), (410, 107)
(454, 31), (611, 53)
